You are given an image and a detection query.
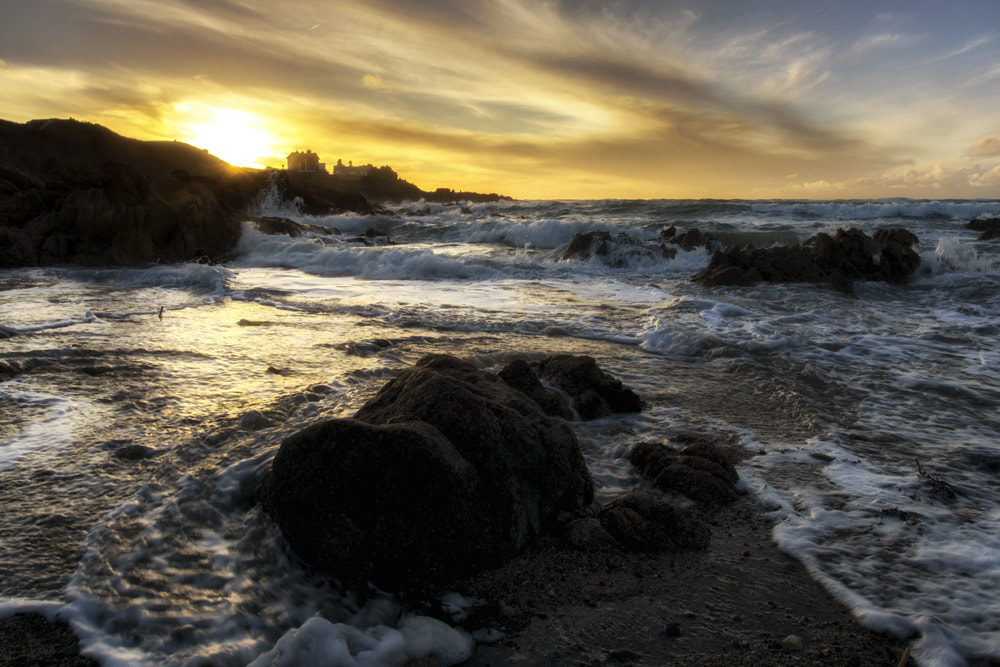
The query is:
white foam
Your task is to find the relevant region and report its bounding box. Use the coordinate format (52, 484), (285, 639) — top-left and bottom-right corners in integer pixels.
(744, 436), (1000, 666)
(0, 384), (81, 472)
(245, 614), (473, 667)
(934, 238), (1000, 274)
(235, 228), (501, 281)
(1, 311), (97, 334)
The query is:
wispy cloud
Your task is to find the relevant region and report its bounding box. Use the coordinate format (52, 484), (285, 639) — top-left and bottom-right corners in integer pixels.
(2, 0), (999, 198)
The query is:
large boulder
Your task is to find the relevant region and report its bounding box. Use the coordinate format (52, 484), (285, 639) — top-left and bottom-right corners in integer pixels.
(257, 354), (594, 585)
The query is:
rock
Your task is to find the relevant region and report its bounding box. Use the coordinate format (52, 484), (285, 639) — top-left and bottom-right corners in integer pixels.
(564, 230), (613, 260)
(597, 492), (710, 551)
(112, 444), (156, 461)
(693, 227), (921, 290)
(653, 463), (738, 505)
(250, 216), (340, 237)
(532, 355), (642, 421)
(562, 228), (719, 267)
(966, 217), (1000, 233)
(667, 228), (716, 252)
(239, 409), (273, 431)
(257, 419), (482, 582)
(628, 440), (739, 505)
(562, 517), (620, 551)
(257, 354), (594, 584)
(968, 218), (1000, 241)
(497, 358), (573, 420)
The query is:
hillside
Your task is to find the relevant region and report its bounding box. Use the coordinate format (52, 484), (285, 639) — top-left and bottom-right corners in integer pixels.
(0, 118), (508, 267)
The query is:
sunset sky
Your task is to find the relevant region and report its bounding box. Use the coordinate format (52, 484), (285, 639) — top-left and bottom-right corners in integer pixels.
(2, 0), (999, 200)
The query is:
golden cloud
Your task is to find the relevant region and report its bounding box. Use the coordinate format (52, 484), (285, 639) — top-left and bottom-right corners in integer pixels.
(967, 137), (1000, 158)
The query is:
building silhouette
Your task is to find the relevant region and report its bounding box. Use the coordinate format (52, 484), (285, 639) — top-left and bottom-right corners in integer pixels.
(286, 150), (326, 173)
(333, 159), (372, 177)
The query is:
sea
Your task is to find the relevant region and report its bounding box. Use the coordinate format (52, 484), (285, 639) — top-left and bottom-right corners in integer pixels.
(1, 195), (999, 666)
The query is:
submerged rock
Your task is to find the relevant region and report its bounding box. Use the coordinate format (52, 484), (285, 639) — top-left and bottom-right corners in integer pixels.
(112, 443), (157, 461)
(692, 227), (921, 293)
(257, 354), (594, 585)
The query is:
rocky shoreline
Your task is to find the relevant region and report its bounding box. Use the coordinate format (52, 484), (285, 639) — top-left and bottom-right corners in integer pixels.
(0, 354), (913, 665)
(0, 498), (909, 666)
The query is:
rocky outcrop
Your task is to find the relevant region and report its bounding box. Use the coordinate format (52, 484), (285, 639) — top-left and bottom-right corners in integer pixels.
(250, 216), (341, 237)
(498, 355), (642, 421)
(628, 439), (740, 506)
(562, 228), (721, 267)
(257, 354), (594, 585)
(0, 119), (250, 266)
(692, 227), (921, 293)
(0, 119), (383, 267)
(968, 218), (1000, 241)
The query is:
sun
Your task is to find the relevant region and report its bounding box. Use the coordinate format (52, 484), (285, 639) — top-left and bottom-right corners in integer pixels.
(184, 108), (275, 168)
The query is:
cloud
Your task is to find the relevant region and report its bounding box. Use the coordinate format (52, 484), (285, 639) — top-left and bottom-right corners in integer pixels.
(4, 0), (1000, 199)
(777, 161), (1000, 198)
(846, 32), (914, 57)
(967, 137), (1000, 158)
(969, 165), (1000, 188)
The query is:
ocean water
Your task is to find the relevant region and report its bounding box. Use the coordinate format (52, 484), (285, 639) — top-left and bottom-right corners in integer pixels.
(1, 196), (999, 666)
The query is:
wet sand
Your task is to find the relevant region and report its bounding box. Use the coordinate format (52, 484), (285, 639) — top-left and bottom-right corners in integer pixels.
(458, 498), (910, 667)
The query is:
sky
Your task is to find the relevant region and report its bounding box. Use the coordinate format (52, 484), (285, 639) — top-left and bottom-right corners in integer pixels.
(1, 0), (999, 200)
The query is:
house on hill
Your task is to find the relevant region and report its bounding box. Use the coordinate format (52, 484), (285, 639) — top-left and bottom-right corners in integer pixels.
(286, 150), (326, 173)
(333, 159), (373, 177)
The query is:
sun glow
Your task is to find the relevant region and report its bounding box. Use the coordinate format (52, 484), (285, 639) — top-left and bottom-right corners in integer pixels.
(182, 107), (276, 168)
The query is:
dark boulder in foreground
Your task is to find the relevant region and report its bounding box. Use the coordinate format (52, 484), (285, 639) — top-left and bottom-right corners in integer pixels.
(692, 227), (921, 293)
(629, 439), (740, 506)
(257, 354), (594, 585)
(498, 355), (642, 421)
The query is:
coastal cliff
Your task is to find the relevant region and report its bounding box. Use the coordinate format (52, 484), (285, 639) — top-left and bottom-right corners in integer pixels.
(0, 118), (507, 267)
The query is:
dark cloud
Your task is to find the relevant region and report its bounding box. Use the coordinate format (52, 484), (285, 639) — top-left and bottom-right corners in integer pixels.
(0, 1), (372, 104)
